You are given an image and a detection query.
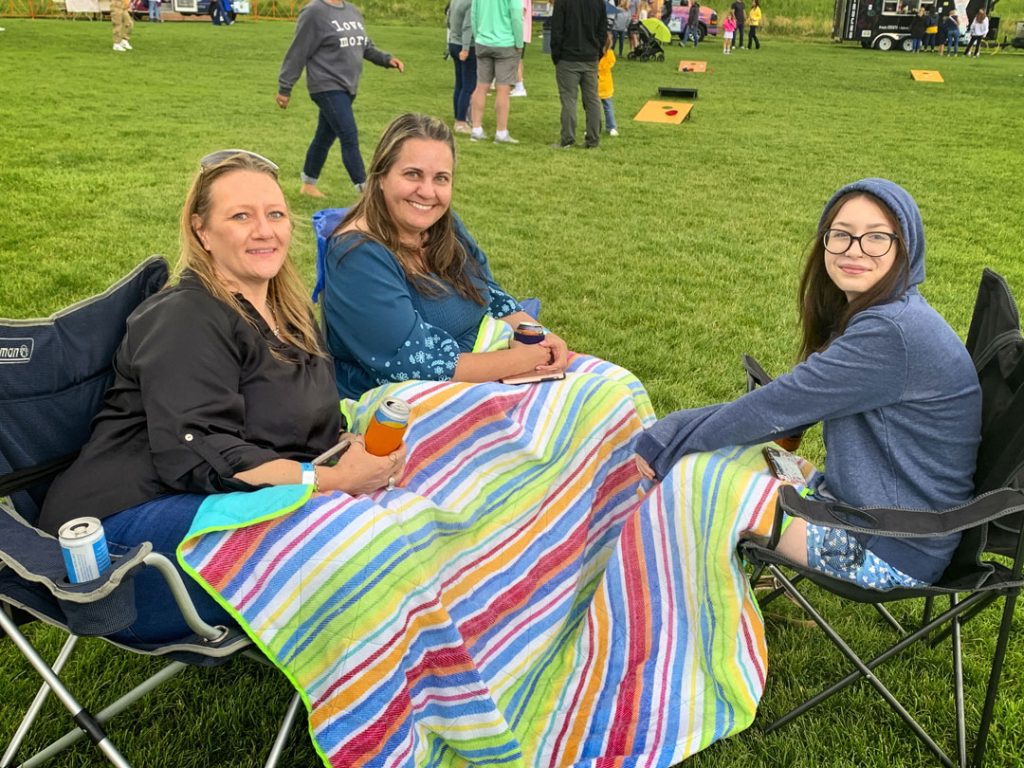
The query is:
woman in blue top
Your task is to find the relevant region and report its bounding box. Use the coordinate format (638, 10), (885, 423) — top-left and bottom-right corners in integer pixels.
(636, 178), (982, 588)
(320, 112), (569, 399)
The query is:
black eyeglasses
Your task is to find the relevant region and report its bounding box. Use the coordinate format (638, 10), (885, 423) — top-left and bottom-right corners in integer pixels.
(199, 149), (279, 172)
(823, 229), (898, 258)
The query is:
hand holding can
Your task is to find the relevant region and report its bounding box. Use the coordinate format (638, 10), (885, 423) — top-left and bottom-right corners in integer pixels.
(363, 398), (411, 457)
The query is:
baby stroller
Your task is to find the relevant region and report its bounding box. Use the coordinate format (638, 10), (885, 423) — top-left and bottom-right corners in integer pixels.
(627, 20), (666, 61)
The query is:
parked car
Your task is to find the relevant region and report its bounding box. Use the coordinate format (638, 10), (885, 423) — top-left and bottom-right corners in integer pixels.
(667, 1), (719, 40)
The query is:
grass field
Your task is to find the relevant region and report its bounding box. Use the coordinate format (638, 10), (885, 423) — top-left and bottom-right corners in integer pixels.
(2, 15), (1024, 768)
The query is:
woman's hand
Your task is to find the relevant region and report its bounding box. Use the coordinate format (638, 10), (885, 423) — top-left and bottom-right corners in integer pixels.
(635, 456), (656, 482)
(537, 332), (569, 373)
(507, 339), (558, 377)
(389, 57), (405, 73)
(321, 437), (407, 495)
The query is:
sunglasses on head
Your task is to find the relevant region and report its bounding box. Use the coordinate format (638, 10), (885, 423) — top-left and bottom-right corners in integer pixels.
(199, 149), (279, 172)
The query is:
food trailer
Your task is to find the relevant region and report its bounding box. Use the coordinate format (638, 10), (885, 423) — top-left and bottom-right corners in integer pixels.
(832, 0), (998, 50)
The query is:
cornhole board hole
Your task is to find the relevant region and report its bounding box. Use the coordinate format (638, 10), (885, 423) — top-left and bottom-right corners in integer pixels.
(659, 86), (698, 99)
(911, 69), (944, 82)
(678, 60), (708, 72)
(634, 100), (694, 124)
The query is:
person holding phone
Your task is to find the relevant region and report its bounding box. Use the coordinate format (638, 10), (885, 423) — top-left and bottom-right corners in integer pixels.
(635, 178), (981, 589)
(319, 113), (570, 399)
(40, 150), (406, 643)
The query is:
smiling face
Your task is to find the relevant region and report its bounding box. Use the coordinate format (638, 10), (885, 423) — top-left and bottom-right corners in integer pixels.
(823, 195), (899, 300)
(379, 138), (453, 246)
(191, 169), (292, 299)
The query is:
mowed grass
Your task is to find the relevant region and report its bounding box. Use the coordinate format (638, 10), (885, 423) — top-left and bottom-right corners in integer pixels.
(2, 16), (1024, 768)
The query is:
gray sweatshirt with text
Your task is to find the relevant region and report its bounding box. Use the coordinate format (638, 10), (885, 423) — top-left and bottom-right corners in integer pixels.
(278, 0), (392, 97)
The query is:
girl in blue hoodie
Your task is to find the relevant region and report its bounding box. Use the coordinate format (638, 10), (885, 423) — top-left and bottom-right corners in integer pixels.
(636, 179), (981, 588)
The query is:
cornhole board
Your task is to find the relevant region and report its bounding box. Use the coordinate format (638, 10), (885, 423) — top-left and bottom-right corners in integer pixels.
(634, 100), (694, 124)
(678, 60), (708, 72)
(659, 87), (698, 99)
(911, 70), (944, 82)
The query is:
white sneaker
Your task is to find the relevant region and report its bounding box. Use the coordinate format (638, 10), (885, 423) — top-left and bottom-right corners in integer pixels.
(470, 130), (487, 142)
(510, 85), (527, 97)
(120, 39), (132, 50)
(494, 133), (519, 144)
(609, 128), (619, 137)
(113, 41), (126, 51)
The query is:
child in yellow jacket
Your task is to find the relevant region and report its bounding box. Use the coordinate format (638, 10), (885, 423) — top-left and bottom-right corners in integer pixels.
(598, 34), (619, 137)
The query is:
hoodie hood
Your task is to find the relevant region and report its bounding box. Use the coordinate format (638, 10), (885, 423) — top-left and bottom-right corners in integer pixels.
(819, 177), (925, 290)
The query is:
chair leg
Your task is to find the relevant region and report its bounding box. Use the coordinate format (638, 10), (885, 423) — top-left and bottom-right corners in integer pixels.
(972, 589), (1019, 768)
(18, 662), (187, 768)
(873, 603), (907, 635)
(264, 693), (303, 768)
(0, 609), (130, 768)
(950, 594), (967, 768)
(1, 634), (79, 768)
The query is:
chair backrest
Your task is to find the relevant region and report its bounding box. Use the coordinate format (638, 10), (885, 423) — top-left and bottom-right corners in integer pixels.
(310, 207), (349, 304)
(0, 257), (169, 525)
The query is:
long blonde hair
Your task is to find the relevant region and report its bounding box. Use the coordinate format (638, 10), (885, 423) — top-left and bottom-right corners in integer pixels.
(336, 113), (485, 304)
(177, 151), (325, 358)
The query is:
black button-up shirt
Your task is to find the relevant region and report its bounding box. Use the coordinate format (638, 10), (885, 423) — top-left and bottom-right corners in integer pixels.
(39, 274), (343, 534)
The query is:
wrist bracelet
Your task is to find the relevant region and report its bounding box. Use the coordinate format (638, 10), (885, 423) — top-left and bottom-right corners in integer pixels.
(300, 462), (319, 492)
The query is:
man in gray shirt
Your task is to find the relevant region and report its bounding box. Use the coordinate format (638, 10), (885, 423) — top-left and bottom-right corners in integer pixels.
(277, 0), (404, 197)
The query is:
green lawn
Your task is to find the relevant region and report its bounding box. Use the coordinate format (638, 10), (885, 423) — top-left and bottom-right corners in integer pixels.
(2, 16), (1024, 768)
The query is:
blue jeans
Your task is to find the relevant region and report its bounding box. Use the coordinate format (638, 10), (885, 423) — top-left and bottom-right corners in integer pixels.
(945, 30), (959, 54)
(304, 90), (365, 187)
(685, 23), (700, 46)
(148, 0), (160, 20)
(104, 494), (236, 645)
(911, 36), (921, 51)
(613, 29), (626, 56)
(449, 43), (477, 122)
(602, 97), (617, 131)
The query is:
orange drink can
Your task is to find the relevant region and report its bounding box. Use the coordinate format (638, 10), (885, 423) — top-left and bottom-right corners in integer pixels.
(363, 398), (410, 456)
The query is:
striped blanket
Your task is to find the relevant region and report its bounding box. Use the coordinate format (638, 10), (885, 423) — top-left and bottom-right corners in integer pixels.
(179, 350), (782, 767)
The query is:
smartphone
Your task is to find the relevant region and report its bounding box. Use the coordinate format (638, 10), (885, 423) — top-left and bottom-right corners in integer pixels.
(763, 446), (804, 485)
(313, 439), (351, 467)
(500, 371), (567, 386)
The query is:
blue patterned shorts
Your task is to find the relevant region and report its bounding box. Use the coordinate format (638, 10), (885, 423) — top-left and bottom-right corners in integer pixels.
(805, 522), (926, 590)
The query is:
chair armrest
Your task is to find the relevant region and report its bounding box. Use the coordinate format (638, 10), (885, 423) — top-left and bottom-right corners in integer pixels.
(777, 485), (1024, 538)
(742, 354), (773, 393)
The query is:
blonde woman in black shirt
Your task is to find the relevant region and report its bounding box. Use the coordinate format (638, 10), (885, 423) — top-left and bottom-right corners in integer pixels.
(41, 151), (405, 643)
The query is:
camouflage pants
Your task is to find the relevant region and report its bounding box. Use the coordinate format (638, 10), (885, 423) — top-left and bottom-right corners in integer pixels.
(111, 2), (133, 43)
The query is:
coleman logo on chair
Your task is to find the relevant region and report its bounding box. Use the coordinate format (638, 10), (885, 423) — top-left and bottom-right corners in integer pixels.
(0, 338), (33, 364)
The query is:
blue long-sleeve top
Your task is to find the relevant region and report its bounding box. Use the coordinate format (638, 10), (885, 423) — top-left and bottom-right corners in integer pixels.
(636, 179), (982, 583)
(321, 213), (522, 399)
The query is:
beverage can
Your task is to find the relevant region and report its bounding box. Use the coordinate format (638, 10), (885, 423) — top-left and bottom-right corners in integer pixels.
(58, 517), (111, 584)
(364, 398), (411, 456)
(513, 322), (545, 345)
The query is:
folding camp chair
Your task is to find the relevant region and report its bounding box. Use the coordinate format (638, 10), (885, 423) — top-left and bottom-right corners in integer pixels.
(740, 268), (1024, 768)
(0, 257), (302, 768)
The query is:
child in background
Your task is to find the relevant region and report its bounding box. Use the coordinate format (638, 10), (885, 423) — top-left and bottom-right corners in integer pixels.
(598, 32), (619, 137)
(722, 9), (736, 53)
(924, 10), (939, 51)
(613, 0), (630, 57)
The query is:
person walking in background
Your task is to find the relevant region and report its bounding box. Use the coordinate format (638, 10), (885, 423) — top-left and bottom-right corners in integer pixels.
(551, 0), (607, 149)
(469, 0), (523, 144)
(722, 8), (735, 52)
(148, 0), (162, 23)
(940, 9), (960, 55)
(908, 7), (925, 52)
(612, 0), (629, 55)
(730, 0), (745, 49)
(628, 0), (640, 51)
(598, 32), (618, 137)
(684, 0), (701, 46)
(747, 0), (761, 48)
(277, 0), (405, 197)
(660, 0), (672, 25)
(963, 9), (988, 57)
(110, 0), (133, 51)
(924, 9), (939, 51)
(447, 0), (476, 134)
(512, 0), (532, 97)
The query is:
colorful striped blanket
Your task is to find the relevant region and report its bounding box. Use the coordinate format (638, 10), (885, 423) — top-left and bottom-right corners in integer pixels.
(179, 346), (783, 767)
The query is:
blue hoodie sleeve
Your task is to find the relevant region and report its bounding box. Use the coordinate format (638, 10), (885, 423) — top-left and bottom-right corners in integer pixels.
(636, 310), (910, 478)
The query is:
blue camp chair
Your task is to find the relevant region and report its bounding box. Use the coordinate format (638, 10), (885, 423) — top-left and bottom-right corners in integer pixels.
(740, 269), (1024, 768)
(0, 257), (302, 767)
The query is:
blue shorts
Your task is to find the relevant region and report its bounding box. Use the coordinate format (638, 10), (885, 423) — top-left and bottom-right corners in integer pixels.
(805, 522), (926, 591)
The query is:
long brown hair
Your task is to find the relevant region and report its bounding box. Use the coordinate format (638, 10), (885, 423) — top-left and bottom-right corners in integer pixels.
(336, 113), (485, 304)
(177, 151), (325, 358)
(797, 191), (910, 360)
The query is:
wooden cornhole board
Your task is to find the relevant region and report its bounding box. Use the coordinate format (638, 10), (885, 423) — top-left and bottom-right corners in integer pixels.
(911, 69), (944, 82)
(634, 100), (694, 124)
(678, 60), (708, 72)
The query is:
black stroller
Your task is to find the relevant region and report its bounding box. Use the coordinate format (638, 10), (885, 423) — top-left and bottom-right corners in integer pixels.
(627, 19), (666, 61)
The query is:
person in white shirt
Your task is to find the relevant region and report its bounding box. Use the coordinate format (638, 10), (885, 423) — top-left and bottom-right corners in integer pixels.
(963, 9), (989, 57)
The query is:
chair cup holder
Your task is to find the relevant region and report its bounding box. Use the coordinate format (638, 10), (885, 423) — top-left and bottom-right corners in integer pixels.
(60, 582), (138, 637)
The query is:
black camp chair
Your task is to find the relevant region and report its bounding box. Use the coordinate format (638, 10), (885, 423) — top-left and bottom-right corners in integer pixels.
(740, 268), (1024, 768)
(0, 258), (302, 767)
